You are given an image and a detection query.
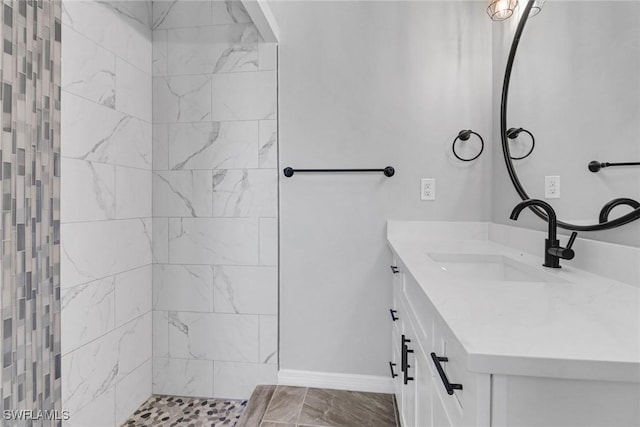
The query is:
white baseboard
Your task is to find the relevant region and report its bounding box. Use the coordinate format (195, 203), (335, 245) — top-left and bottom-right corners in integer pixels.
(278, 369), (394, 394)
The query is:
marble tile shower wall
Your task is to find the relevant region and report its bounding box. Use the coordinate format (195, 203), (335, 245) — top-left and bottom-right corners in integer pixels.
(151, 0), (278, 400)
(0, 0), (62, 423)
(60, 1), (153, 425)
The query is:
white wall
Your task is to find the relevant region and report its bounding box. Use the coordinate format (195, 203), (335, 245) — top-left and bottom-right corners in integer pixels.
(151, 0), (279, 399)
(491, 1), (640, 247)
(270, 1), (492, 377)
(60, 1), (153, 425)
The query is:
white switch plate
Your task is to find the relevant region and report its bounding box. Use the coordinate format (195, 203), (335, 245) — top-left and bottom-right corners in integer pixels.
(421, 178), (436, 201)
(545, 176), (560, 199)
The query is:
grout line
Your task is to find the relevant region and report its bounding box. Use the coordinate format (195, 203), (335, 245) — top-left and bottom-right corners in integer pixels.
(295, 387), (309, 426)
(61, 263), (152, 293)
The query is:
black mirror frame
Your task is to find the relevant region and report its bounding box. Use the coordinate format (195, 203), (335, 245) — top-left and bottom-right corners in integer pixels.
(500, 0), (640, 232)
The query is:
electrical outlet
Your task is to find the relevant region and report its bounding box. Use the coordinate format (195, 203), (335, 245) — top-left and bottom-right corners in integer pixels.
(421, 178), (436, 201)
(545, 176), (560, 199)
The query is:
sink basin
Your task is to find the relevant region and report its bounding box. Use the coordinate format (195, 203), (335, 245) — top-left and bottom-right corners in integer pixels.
(426, 253), (568, 283)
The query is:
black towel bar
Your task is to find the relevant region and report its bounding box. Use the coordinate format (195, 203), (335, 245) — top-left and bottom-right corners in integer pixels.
(283, 167), (395, 177)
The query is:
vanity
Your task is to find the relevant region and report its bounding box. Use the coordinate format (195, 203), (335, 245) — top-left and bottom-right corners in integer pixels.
(387, 221), (640, 427)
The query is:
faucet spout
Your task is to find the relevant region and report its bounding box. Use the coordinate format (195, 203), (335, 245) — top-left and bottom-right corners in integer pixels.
(509, 199), (576, 268)
(510, 199), (557, 242)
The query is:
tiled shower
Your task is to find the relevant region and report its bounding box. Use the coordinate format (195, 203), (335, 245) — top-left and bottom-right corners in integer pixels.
(2, 0), (278, 425)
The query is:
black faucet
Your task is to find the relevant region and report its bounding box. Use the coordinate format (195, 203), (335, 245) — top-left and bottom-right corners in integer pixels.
(599, 198), (640, 223)
(509, 199), (577, 268)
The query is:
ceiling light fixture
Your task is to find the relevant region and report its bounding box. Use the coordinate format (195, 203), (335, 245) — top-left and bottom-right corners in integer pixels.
(487, 0), (519, 21)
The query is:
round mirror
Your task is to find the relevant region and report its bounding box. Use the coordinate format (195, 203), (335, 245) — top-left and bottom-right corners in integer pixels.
(499, 0), (640, 232)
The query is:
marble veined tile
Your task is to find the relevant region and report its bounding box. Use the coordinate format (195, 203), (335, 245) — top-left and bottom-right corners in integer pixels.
(153, 75), (212, 123)
(61, 277), (116, 355)
(117, 313), (153, 381)
(169, 121), (258, 170)
(63, 0), (151, 73)
(211, 71), (276, 121)
(214, 362), (277, 400)
(167, 24), (258, 75)
(104, 1), (153, 30)
(153, 311), (170, 359)
(153, 264), (214, 312)
(258, 42), (277, 71)
(152, 29), (168, 76)
(212, 169), (278, 218)
(64, 387), (115, 427)
(60, 158), (115, 222)
(115, 359), (152, 426)
(62, 27), (116, 108)
(259, 120), (277, 168)
(259, 315), (278, 365)
(168, 218), (259, 265)
(152, 217), (169, 263)
(61, 92), (152, 170)
(213, 266), (277, 315)
(61, 218), (152, 289)
(62, 328), (120, 414)
(115, 266), (152, 327)
(259, 218), (278, 266)
(153, 123), (169, 171)
(212, 1), (252, 25)
(152, 357), (214, 397)
(116, 58), (152, 123)
(168, 311), (259, 362)
(153, 170), (213, 217)
(152, 0), (212, 30)
(116, 166), (152, 219)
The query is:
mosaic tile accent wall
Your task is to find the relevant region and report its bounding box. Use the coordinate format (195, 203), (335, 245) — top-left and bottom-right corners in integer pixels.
(151, 0), (279, 399)
(0, 0), (63, 423)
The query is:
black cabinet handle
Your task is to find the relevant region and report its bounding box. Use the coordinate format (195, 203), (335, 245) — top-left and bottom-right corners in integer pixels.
(389, 309), (398, 321)
(430, 352), (463, 395)
(390, 265), (399, 274)
(401, 335), (410, 371)
(401, 335), (414, 384)
(389, 362), (398, 378)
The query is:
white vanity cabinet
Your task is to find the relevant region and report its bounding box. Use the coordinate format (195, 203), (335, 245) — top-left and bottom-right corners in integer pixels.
(390, 258), (490, 427)
(389, 256), (640, 427)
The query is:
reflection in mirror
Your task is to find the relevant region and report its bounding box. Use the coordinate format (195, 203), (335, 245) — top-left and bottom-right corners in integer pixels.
(493, 0), (640, 245)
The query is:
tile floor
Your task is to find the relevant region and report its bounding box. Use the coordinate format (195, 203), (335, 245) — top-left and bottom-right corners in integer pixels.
(122, 386), (398, 427)
(122, 395), (247, 426)
(238, 385), (399, 427)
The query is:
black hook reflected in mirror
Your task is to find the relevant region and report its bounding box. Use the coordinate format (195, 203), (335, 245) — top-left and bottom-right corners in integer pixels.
(506, 127), (535, 160)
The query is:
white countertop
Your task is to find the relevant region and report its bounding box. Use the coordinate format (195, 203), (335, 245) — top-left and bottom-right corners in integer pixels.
(387, 221), (640, 383)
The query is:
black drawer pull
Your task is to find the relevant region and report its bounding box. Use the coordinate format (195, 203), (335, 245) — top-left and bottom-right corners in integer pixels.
(430, 352), (463, 395)
(389, 362), (398, 378)
(401, 335), (411, 371)
(404, 346), (414, 385)
(390, 265), (399, 274)
(389, 309), (398, 321)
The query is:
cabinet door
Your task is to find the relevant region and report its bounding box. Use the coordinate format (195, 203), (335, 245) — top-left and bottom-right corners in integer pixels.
(415, 345), (434, 427)
(391, 327), (403, 411)
(401, 322), (417, 427)
(432, 384), (453, 427)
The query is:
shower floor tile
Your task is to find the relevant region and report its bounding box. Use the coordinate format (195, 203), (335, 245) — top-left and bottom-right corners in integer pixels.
(122, 395), (247, 426)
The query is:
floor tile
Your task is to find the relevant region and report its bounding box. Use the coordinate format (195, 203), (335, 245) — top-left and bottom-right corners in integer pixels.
(298, 388), (396, 427)
(237, 384), (277, 427)
(261, 385), (307, 424)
